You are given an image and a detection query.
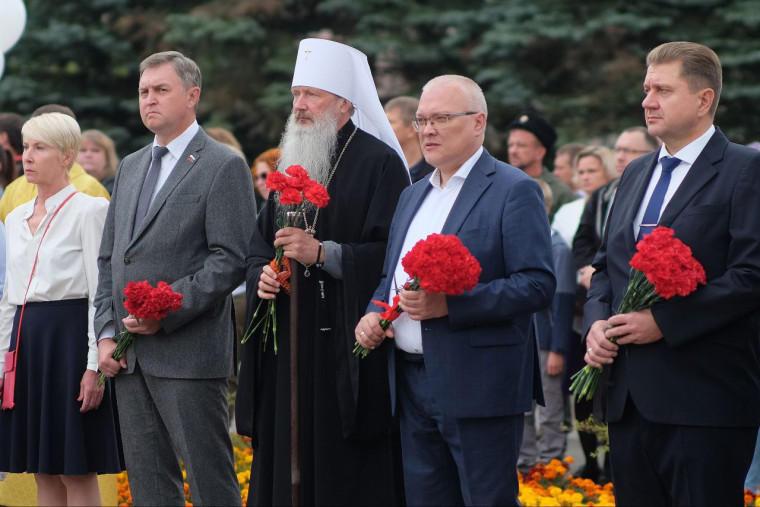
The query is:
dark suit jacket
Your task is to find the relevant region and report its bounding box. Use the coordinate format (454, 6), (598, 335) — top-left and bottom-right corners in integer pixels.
(370, 149), (556, 418)
(584, 128), (760, 427)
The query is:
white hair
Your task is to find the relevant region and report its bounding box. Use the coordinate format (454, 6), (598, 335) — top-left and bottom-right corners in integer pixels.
(422, 75), (488, 116)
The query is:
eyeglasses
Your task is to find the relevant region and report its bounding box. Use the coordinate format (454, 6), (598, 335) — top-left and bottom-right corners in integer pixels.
(412, 111), (478, 132)
(614, 147), (650, 155)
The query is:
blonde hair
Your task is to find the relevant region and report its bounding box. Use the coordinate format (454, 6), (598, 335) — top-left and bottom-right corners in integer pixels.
(22, 113), (81, 170)
(536, 178), (553, 211)
(81, 129), (119, 178)
(576, 145), (617, 180)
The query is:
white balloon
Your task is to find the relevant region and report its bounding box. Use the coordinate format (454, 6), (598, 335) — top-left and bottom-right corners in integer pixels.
(0, 0), (27, 53)
(0, 53), (5, 81)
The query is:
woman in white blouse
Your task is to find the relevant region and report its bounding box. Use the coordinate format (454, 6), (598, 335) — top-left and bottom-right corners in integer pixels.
(0, 113), (121, 505)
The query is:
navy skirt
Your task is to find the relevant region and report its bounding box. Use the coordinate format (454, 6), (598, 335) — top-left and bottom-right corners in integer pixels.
(0, 299), (122, 475)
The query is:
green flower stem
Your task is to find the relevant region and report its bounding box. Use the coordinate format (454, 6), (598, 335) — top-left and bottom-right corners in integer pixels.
(97, 329), (134, 387)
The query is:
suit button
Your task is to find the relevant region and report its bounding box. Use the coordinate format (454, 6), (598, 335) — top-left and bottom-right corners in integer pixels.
(124, 258), (131, 265)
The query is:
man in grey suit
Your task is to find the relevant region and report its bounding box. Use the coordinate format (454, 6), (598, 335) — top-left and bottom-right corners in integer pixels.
(95, 51), (256, 505)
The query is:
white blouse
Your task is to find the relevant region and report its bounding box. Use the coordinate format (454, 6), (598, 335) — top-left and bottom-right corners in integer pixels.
(0, 184), (109, 372)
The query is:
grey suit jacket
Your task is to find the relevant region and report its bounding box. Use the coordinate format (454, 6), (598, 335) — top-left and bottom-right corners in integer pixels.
(94, 127), (257, 379)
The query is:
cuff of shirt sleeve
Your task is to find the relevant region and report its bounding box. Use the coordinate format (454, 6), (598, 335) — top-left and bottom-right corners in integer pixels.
(97, 322), (116, 342)
(322, 240), (343, 280)
(88, 349), (99, 372)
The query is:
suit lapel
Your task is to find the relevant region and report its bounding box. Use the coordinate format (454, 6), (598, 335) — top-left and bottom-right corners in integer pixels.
(658, 130), (725, 227)
(130, 129), (207, 244)
(441, 150), (493, 235)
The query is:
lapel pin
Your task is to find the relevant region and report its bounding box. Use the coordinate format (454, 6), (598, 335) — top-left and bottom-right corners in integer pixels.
(187, 154), (196, 163)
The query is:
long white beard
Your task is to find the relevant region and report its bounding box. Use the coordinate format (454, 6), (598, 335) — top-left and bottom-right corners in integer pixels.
(276, 106), (340, 186)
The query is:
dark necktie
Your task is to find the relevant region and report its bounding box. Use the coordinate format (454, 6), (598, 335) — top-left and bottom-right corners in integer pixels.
(134, 145), (169, 231)
(637, 156), (681, 240)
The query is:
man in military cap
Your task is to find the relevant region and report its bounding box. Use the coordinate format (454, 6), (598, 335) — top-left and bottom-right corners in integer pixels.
(507, 111), (574, 218)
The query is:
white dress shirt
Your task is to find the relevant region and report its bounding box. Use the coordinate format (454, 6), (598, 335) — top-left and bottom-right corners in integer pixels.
(150, 120), (200, 205)
(0, 184), (109, 371)
(391, 147), (483, 354)
(633, 125), (715, 239)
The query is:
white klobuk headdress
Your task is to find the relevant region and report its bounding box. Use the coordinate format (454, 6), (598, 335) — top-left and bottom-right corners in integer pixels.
(292, 38), (407, 168)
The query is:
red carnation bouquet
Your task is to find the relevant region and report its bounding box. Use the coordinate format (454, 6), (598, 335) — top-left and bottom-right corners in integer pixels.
(570, 227), (706, 401)
(242, 165), (330, 354)
(97, 281), (183, 386)
(354, 233), (482, 358)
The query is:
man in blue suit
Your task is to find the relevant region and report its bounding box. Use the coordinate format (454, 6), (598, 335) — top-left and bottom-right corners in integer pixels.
(355, 74), (556, 506)
(584, 41), (760, 506)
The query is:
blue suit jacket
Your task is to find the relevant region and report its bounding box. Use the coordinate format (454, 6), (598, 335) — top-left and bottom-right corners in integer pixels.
(370, 149), (556, 418)
(584, 128), (760, 427)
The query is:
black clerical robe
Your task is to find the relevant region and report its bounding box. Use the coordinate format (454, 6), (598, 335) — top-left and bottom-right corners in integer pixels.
(236, 120), (409, 506)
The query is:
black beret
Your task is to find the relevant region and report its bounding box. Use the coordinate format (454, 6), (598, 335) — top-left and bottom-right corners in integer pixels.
(507, 112), (557, 151)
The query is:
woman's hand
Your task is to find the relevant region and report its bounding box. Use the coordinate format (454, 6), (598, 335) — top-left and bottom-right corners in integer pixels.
(78, 369), (105, 413)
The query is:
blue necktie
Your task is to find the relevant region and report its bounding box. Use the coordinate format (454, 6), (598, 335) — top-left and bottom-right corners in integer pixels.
(637, 156), (681, 240)
(134, 145), (169, 233)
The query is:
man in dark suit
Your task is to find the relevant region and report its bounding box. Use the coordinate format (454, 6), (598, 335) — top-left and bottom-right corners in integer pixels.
(356, 74), (556, 506)
(95, 51), (256, 505)
(584, 41), (760, 506)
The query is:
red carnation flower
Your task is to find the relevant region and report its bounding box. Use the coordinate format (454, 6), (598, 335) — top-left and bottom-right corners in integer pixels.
(265, 171), (288, 191)
(284, 165), (311, 190)
(303, 180), (330, 208)
(630, 227), (706, 299)
(402, 234), (481, 294)
(279, 187), (303, 205)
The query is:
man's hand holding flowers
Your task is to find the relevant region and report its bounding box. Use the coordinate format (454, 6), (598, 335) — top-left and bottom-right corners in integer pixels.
(355, 312), (395, 351)
(257, 264), (282, 300)
(273, 227), (325, 266)
(98, 339), (127, 377)
(585, 308), (664, 368)
(399, 289), (448, 321)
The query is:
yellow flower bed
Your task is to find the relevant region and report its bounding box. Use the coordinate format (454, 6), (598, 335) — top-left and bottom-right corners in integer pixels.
(116, 446), (760, 506)
(519, 457), (615, 506)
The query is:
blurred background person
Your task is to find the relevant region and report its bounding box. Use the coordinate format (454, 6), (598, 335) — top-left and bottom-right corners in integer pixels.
(0, 112), (121, 505)
(552, 145), (615, 248)
(0, 113), (24, 176)
(553, 142), (585, 198)
(0, 105), (109, 223)
(251, 147), (279, 212)
(384, 95), (432, 182)
(507, 111), (574, 219)
(574, 127), (659, 291)
(206, 126), (246, 160)
(0, 148), (16, 196)
(78, 129), (119, 195)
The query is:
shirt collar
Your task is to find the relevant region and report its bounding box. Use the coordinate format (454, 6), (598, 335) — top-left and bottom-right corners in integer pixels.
(24, 183), (77, 219)
(428, 146), (484, 189)
(659, 125), (715, 165)
(154, 120), (200, 159)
